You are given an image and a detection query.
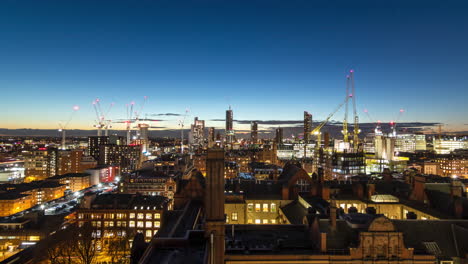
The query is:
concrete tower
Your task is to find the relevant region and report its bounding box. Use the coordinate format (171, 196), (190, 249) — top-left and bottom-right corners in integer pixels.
(251, 121), (258, 144)
(304, 111), (313, 143)
(205, 148), (225, 264)
(225, 107), (234, 145)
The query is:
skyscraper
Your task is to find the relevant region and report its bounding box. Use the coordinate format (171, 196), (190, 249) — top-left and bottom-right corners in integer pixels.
(225, 107), (234, 145)
(189, 117), (205, 149)
(208, 127), (215, 148)
(304, 111), (312, 144)
(275, 127), (283, 144)
(251, 121), (258, 144)
(88, 136), (109, 161)
(137, 123), (150, 153)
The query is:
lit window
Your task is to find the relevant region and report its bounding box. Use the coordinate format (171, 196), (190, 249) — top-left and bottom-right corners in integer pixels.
(271, 219), (276, 224)
(263, 204), (269, 212)
(154, 213), (161, 219)
(122, 221), (127, 227)
(129, 213), (135, 219)
(146, 230), (152, 237)
(270, 203), (276, 212)
(255, 204), (261, 212)
(231, 213), (238, 221)
(154, 221), (160, 228)
(146, 221), (152, 228)
(129, 221), (135, 227)
(247, 219), (253, 224)
(226, 216), (229, 223)
(137, 213), (144, 219)
(146, 213), (152, 219)
(97, 221), (101, 228)
(109, 221), (114, 227)
(263, 219), (268, 224)
(247, 203), (253, 212)
(137, 221), (144, 228)
(255, 219), (261, 224)
(116, 221), (121, 227)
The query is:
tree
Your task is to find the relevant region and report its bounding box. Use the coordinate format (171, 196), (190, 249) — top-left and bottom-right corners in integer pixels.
(106, 228), (134, 264)
(74, 222), (97, 264)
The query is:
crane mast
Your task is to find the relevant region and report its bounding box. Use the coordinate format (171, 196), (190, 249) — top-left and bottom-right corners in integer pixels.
(179, 109), (189, 153)
(342, 75), (350, 143)
(350, 70), (360, 149)
(58, 105), (79, 150)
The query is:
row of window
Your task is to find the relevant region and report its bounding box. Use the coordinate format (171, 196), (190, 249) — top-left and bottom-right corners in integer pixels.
(81, 213), (161, 220)
(86, 220), (161, 228)
(246, 219), (276, 224)
(247, 203), (277, 213)
(91, 229), (157, 238)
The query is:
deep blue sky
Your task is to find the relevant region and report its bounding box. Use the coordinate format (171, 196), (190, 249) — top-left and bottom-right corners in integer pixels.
(0, 0), (467, 132)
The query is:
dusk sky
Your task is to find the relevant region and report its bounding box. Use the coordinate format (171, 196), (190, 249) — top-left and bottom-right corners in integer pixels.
(1, 0), (467, 132)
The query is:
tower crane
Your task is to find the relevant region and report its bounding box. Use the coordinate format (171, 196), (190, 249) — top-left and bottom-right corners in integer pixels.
(58, 105), (79, 150)
(124, 96), (148, 144)
(350, 70), (360, 149)
(92, 98), (114, 136)
(311, 96), (349, 148)
(342, 75), (350, 143)
(178, 109), (190, 153)
(390, 109), (405, 137)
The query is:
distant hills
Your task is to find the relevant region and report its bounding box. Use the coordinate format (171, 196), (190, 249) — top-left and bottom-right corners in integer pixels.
(0, 122), (443, 139)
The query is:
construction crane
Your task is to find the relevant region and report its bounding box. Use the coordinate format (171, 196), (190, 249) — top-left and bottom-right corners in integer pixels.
(390, 109), (405, 137)
(342, 74), (350, 143)
(350, 70), (360, 148)
(311, 96), (349, 148)
(178, 109), (190, 153)
(124, 96), (148, 144)
(58, 105), (79, 150)
(92, 98), (114, 136)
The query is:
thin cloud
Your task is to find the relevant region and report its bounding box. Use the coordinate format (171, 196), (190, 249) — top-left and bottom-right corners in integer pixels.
(151, 113), (182, 117)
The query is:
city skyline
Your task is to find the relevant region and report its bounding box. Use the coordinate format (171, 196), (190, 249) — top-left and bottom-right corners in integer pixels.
(1, 0), (468, 132)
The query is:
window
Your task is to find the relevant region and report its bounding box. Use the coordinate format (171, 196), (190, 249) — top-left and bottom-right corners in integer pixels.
(129, 221), (135, 227)
(104, 221), (109, 227)
(247, 203), (253, 212)
(255, 204), (261, 212)
(78, 214), (83, 219)
(231, 213), (238, 221)
(154, 213), (161, 219)
(271, 219), (276, 224)
(263, 204), (269, 212)
(146, 213), (152, 219)
(263, 219), (268, 224)
(97, 221), (101, 228)
(109, 221), (114, 227)
(255, 219), (261, 224)
(146, 221), (152, 228)
(122, 221), (127, 227)
(129, 213), (135, 219)
(270, 203), (276, 212)
(226, 216), (229, 223)
(146, 230), (152, 237)
(137, 221), (144, 228)
(154, 221), (160, 228)
(116, 221), (121, 227)
(247, 219), (253, 224)
(137, 213), (144, 219)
